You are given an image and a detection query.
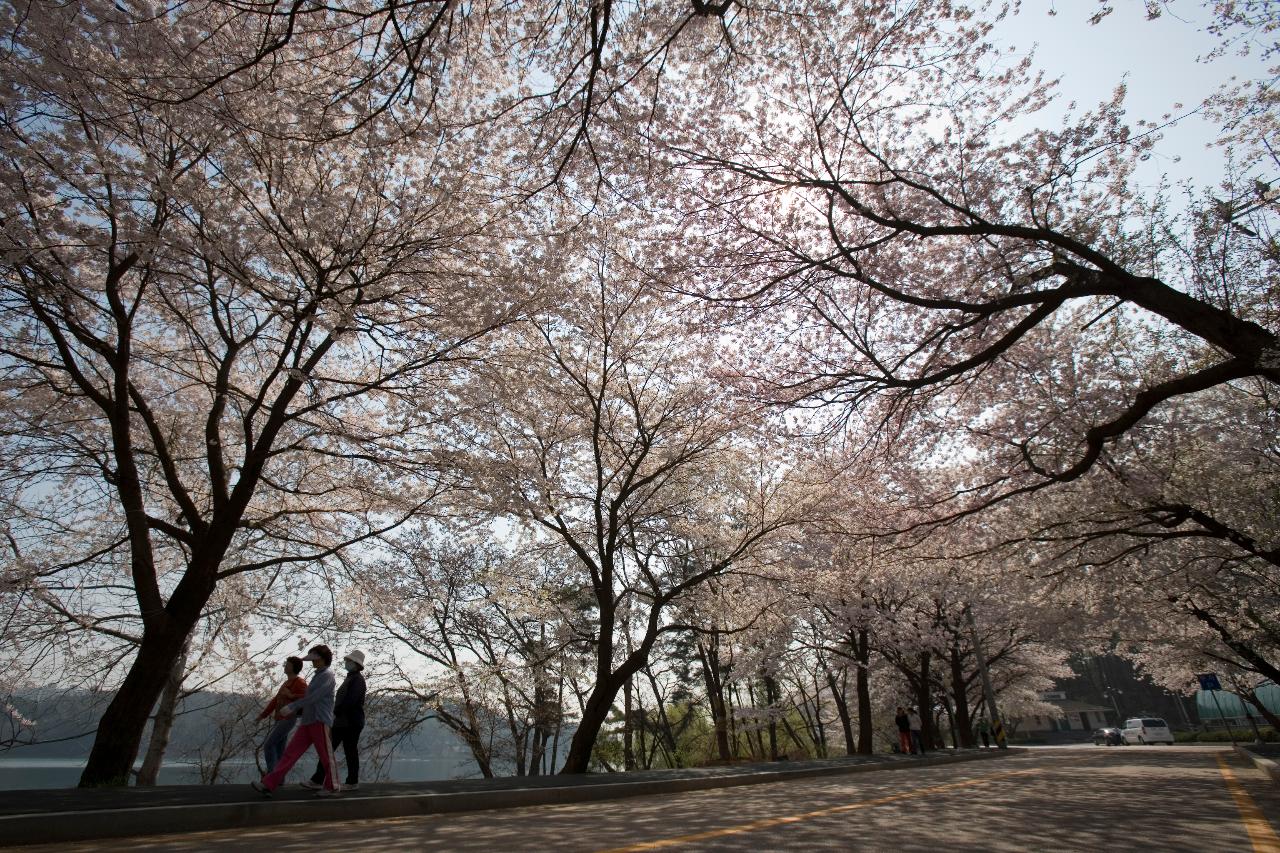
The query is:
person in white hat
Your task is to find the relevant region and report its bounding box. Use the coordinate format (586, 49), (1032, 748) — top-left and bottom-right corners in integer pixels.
(305, 649), (366, 791)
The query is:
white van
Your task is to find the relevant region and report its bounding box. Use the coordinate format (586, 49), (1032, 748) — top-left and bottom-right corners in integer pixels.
(1122, 717), (1174, 745)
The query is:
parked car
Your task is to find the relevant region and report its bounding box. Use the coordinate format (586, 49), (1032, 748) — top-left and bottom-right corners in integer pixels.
(1121, 717), (1174, 745)
(1092, 727), (1123, 746)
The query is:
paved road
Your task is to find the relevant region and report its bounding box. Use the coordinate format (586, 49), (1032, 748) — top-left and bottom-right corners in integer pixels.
(13, 745), (1279, 852)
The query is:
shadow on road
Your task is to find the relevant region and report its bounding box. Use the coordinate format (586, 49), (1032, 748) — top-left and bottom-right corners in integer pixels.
(11, 746), (1277, 852)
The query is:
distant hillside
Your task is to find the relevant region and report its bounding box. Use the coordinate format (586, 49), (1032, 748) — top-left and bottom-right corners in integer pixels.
(3, 687), (469, 763)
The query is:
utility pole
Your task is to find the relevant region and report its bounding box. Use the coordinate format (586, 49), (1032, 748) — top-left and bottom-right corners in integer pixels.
(1104, 689), (1122, 725)
(965, 604), (1007, 749)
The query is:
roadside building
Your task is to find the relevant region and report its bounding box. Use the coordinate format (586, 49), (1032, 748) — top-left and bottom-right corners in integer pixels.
(1013, 692), (1114, 736)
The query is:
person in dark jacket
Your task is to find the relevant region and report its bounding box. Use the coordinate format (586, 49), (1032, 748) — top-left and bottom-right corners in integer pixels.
(305, 649), (366, 790)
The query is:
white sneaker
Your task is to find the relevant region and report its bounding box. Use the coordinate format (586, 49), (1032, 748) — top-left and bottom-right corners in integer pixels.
(315, 787), (342, 797)
(300, 779), (322, 790)
(250, 780), (271, 797)
(344, 783), (359, 791)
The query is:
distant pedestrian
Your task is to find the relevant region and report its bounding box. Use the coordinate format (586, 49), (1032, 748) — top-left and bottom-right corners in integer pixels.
(976, 717), (991, 749)
(252, 645), (340, 797)
(908, 707), (925, 754)
(895, 706), (912, 754)
(306, 650), (367, 792)
(257, 655), (307, 772)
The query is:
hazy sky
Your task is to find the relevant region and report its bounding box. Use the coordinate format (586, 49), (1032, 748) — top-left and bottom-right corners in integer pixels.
(995, 1), (1271, 192)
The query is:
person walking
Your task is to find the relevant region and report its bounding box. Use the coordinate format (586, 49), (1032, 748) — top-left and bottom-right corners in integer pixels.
(976, 716), (992, 749)
(251, 645), (339, 797)
(894, 706), (912, 754)
(908, 707), (925, 754)
(257, 655), (307, 772)
(305, 650), (367, 791)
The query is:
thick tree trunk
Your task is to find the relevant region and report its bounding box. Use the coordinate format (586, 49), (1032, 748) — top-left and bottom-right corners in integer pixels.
(136, 639), (190, 786)
(914, 651), (936, 751)
(949, 644), (975, 748)
(79, 619), (197, 787)
(855, 629), (873, 754)
(623, 677), (635, 771)
(560, 678), (619, 774)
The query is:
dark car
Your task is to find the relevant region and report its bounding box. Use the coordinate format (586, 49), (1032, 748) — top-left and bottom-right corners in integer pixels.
(1092, 727), (1123, 746)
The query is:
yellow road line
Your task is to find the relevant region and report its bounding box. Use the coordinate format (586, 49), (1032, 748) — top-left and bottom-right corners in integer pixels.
(1217, 755), (1280, 853)
(596, 766), (1041, 853)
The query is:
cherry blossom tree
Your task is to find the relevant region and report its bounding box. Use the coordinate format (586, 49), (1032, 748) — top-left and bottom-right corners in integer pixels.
(0, 3), (541, 785)
(451, 241), (828, 773)
(974, 379), (1279, 690)
(659, 0), (1277, 521)
(352, 535), (579, 777)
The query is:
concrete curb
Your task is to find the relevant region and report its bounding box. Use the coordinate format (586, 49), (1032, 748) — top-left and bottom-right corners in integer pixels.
(1234, 744), (1280, 785)
(0, 749), (1020, 847)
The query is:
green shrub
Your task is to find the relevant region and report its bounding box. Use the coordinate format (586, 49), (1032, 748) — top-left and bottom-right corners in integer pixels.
(1174, 728), (1277, 743)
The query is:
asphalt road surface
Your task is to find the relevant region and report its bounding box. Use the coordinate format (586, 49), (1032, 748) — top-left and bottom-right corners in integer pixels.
(14, 745), (1280, 852)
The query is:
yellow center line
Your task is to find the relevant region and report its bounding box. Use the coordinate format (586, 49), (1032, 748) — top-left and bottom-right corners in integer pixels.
(1217, 755), (1280, 853)
(595, 766), (1042, 853)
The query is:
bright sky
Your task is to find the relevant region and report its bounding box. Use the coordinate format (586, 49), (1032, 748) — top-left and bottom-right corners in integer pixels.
(995, 1), (1272, 192)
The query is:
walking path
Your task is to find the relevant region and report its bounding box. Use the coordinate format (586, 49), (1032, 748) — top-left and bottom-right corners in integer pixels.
(0, 749), (1017, 847)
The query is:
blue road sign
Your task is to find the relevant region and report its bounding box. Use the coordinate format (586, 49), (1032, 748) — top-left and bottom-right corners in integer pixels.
(1197, 673), (1222, 691)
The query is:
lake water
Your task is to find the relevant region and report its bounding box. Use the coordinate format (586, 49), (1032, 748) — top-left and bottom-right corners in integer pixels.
(0, 756), (479, 790)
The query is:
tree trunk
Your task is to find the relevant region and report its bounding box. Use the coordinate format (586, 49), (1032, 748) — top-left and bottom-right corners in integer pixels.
(727, 683), (742, 760)
(826, 668), (855, 756)
(949, 644), (975, 748)
(697, 637), (732, 762)
(436, 707), (494, 778)
(79, 619), (197, 787)
(811, 672), (827, 757)
(548, 674), (565, 774)
(744, 682), (764, 759)
(136, 639), (190, 786)
(635, 696), (650, 769)
(940, 691), (957, 750)
(529, 727), (544, 777)
(782, 715), (809, 756)
(764, 676), (779, 760)
(855, 630), (873, 754)
(1242, 688), (1280, 732)
(560, 676), (622, 774)
(623, 676), (635, 771)
(1185, 602), (1280, 685)
(914, 651), (935, 751)
(644, 665), (682, 767)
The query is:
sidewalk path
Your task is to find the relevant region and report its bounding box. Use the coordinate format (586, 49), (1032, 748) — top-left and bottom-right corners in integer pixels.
(0, 749), (1016, 847)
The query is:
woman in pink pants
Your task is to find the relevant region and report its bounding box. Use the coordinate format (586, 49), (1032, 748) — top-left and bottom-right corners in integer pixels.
(251, 644), (339, 797)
